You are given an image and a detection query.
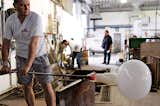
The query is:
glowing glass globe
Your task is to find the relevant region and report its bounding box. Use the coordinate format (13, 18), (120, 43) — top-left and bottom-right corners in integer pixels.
(117, 60), (152, 100)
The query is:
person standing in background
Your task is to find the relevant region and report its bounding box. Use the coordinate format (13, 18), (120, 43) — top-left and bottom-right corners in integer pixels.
(57, 40), (69, 67)
(1, 0), (56, 106)
(69, 38), (82, 69)
(101, 30), (112, 64)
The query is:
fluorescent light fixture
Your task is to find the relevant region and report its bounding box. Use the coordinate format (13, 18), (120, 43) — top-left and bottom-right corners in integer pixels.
(85, 0), (92, 4)
(89, 12), (102, 20)
(120, 0), (127, 4)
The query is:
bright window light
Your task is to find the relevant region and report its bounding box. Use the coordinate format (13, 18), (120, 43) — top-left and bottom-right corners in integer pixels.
(120, 0), (127, 4)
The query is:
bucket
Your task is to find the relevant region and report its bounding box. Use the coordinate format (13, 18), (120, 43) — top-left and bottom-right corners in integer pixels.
(81, 50), (88, 65)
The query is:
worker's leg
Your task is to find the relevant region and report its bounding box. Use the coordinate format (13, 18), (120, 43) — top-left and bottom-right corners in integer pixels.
(23, 82), (35, 106)
(41, 83), (56, 106)
(16, 56), (35, 106)
(103, 50), (107, 63)
(71, 52), (76, 68)
(34, 54), (55, 106)
(76, 52), (81, 69)
(107, 52), (111, 64)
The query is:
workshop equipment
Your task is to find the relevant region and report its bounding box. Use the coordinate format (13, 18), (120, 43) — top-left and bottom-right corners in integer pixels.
(129, 38), (146, 59)
(140, 42), (160, 58)
(0, 60), (152, 102)
(0, 69), (96, 106)
(81, 50), (89, 65)
(56, 70), (95, 106)
(146, 56), (160, 90)
(96, 60), (152, 100)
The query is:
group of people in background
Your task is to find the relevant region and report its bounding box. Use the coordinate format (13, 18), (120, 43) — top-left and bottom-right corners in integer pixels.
(60, 29), (113, 67)
(59, 38), (82, 69)
(57, 29), (113, 69)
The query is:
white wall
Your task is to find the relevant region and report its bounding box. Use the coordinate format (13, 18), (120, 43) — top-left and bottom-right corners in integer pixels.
(3, 0), (14, 10)
(30, 0), (52, 33)
(57, 2), (87, 45)
(89, 11), (131, 38)
(58, 7), (84, 45)
(89, 10), (160, 36)
(97, 12), (130, 25)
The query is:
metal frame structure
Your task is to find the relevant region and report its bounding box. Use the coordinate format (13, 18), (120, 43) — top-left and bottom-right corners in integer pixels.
(82, 0), (160, 12)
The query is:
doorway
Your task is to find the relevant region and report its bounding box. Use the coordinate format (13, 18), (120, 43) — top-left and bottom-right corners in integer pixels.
(113, 33), (121, 53)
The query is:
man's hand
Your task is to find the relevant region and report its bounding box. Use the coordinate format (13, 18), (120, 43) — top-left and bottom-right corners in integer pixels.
(20, 64), (31, 75)
(1, 65), (11, 74)
(107, 50), (110, 53)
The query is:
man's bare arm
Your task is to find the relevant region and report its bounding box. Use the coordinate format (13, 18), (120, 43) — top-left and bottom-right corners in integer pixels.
(2, 39), (11, 63)
(1, 39), (11, 73)
(26, 36), (39, 68)
(20, 36), (39, 75)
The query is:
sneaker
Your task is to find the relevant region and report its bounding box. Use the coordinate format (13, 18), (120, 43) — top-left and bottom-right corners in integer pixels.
(102, 62), (106, 64)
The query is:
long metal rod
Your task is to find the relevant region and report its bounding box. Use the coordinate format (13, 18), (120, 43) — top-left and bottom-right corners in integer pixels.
(0, 70), (95, 79)
(28, 71), (90, 78)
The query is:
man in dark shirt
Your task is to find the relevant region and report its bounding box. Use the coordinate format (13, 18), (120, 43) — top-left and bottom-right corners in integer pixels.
(102, 30), (112, 64)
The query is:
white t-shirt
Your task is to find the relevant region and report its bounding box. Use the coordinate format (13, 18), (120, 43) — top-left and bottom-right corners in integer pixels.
(4, 11), (46, 58)
(69, 39), (81, 52)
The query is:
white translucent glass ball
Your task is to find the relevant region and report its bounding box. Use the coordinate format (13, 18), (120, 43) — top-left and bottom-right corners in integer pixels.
(117, 60), (152, 100)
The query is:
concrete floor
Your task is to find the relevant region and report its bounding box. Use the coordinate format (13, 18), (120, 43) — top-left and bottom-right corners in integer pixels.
(95, 92), (160, 106)
(0, 98), (45, 106)
(0, 53), (160, 106)
(0, 90), (160, 106)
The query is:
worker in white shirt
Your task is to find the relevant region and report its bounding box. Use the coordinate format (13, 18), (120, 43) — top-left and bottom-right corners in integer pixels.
(1, 0), (56, 105)
(69, 38), (82, 69)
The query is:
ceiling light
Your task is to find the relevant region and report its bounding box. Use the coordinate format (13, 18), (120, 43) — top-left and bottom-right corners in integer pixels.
(120, 0), (127, 4)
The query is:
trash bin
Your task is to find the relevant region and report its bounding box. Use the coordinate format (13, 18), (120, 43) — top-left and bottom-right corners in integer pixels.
(81, 50), (89, 65)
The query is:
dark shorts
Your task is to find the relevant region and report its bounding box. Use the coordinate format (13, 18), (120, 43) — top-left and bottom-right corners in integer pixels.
(16, 54), (53, 85)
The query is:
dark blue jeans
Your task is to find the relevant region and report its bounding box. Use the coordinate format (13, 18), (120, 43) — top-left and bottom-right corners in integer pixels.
(103, 50), (111, 64)
(71, 51), (81, 68)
